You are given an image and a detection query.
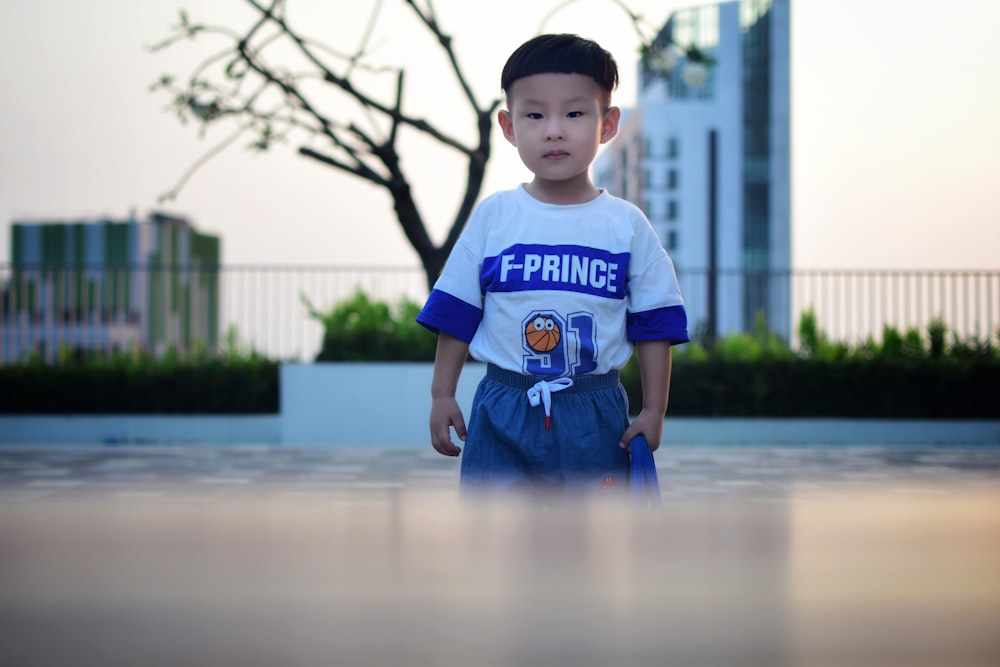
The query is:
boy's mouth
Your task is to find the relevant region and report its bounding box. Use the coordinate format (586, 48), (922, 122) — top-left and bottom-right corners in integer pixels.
(544, 150), (569, 160)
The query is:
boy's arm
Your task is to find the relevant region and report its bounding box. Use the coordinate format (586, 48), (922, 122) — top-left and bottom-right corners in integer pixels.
(429, 332), (470, 457)
(620, 340), (673, 453)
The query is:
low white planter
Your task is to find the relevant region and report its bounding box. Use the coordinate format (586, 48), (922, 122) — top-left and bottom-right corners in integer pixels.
(280, 362), (485, 446)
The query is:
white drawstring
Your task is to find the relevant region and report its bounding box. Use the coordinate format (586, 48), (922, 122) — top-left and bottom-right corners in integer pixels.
(526, 378), (575, 430)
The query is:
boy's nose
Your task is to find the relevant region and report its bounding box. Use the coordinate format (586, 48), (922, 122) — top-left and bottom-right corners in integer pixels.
(545, 119), (565, 140)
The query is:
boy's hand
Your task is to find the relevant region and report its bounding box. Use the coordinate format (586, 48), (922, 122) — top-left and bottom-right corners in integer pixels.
(620, 408), (665, 453)
(430, 396), (466, 457)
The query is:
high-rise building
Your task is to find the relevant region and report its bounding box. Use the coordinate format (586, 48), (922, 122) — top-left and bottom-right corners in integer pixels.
(594, 0), (791, 340)
(2, 212), (221, 362)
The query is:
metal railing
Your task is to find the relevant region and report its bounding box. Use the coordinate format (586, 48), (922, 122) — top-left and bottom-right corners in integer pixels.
(1, 263), (997, 363)
(677, 268), (999, 347)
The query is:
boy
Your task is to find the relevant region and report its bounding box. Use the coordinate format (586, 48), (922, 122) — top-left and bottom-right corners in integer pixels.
(417, 33), (689, 493)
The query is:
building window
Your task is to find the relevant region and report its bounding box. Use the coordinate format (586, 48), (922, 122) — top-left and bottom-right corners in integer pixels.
(666, 231), (678, 251)
(667, 169), (678, 190)
(667, 199), (678, 220)
(667, 136), (679, 159)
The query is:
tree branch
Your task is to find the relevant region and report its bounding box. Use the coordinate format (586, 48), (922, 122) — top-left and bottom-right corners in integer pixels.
(402, 0), (482, 113)
(244, 0), (479, 157)
(298, 146), (387, 186)
(153, 0), (506, 287)
(158, 122), (256, 202)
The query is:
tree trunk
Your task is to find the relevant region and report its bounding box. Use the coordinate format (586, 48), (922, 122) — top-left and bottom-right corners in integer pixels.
(420, 247), (450, 293)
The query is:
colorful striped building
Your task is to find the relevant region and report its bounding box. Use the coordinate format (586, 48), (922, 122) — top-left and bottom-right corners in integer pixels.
(2, 212), (220, 362)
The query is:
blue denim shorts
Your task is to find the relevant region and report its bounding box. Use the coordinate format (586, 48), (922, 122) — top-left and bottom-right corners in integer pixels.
(460, 364), (630, 494)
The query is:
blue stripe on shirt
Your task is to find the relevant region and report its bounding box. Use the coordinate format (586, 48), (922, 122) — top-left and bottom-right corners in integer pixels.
(416, 289), (482, 343)
(481, 244), (629, 299)
(627, 305), (690, 344)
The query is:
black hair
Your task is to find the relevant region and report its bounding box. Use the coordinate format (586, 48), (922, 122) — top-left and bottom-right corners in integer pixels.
(500, 33), (619, 100)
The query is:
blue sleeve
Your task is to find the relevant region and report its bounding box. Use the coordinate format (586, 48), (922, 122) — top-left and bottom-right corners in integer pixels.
(416, 289), (483, 343)
(627, 305), (690, 344)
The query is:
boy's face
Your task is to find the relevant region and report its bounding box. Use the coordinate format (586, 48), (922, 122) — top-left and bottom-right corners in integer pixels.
(498, 73), (619, 194)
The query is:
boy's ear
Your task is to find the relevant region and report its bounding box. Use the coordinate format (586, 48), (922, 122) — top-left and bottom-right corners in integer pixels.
(498, 109), (517, 146)
(600, 106), (621, 144)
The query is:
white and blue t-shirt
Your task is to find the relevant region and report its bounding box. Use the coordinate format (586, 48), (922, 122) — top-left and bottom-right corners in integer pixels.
(417, 186), (689, 377)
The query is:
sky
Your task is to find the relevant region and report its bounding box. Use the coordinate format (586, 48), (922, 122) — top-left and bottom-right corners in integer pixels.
(1, 0), (998, 271)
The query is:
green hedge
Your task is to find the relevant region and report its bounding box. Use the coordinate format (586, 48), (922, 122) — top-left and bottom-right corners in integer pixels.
(5, 354), (994, 418)
(618, 310), (999, 419)
(0, 358), (279, 414)
(620, 356), (999, 419)
(2, 293), (997, 418)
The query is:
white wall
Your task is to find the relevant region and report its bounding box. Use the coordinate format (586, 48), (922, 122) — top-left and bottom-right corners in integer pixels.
(280, 362), (485, 446)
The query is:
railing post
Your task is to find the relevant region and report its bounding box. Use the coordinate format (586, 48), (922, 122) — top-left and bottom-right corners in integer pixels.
(706, 128), (719, 344)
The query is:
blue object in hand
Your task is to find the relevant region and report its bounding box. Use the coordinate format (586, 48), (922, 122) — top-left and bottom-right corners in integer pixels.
(630, 435), (663, 508)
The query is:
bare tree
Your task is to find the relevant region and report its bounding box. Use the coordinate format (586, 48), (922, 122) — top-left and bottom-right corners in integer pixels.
(150, 0), (498, 289)
(150, 1), (704, 289)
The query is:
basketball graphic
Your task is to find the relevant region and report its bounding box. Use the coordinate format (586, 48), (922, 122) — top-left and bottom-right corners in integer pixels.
(525, 315), (561, 352)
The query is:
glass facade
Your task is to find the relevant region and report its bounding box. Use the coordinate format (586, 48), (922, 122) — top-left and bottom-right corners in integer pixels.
(741, 0), (775, 329)
(642, 5), (720, 100)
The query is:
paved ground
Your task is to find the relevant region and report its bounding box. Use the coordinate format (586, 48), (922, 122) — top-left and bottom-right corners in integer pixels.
(1, 443), (999, 504)
(2, 444), (999, 667)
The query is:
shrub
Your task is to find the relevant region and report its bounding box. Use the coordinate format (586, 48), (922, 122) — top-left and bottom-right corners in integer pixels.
(304, 289), (437, 362)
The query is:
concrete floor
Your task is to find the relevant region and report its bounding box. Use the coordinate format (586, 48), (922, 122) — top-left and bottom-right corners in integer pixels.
(2, 443), (999, 667)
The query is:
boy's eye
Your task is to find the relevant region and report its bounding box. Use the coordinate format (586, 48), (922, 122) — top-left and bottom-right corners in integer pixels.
(526, 112), (543, 120)
(567, 111), (583, 118)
